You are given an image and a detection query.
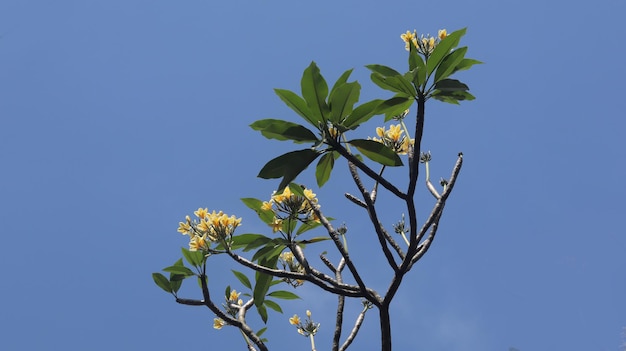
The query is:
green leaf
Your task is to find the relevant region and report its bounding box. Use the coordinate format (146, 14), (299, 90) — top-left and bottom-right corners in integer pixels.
(434, 47), (468, 83)
(349, 139), (403, 166)
(232, 270), (252, 289)
(295, 221), (324, 236)
(315, 152), (335, 187)
(451, 58), (482, 74)
(426, 28), (467, 76)
(162, 265), (195, 276)
(375, 96), (413, 122)
(232, 233), (272, 247)
(366, 64), (416, 97)
(256, 327), (268, 337)
(181, 248), (205, 267)
(342, 99), (383, 129)
(257, 304), (269, 324)
(365, 64), (403, 77)
(152, 273), (172, 293)
(409, 41), (427, 87)
(250, 119), (319, 143)
(267, 290), (300, 300)
(431, 90), (475, 104)
(370, 73), (416, 97)
(169, 273), (184, 293)
(251, 240), (285, 262)
(287, 183), (306, 197)
(301, 61), (329, 122)
(263, 299), (283, 313)
(241, 198), (275, 224)
(257, 149), (321, 191)
(244, 236), (274, 252)
(297, 236), (331, 244)
(253, 254), (280, 313)
(329, 81), (360, 123)
(274, 88), (317, 127)
(434, 79), (469, 92)
(330, 68), (353, 97)
(225, 285), (231, 299)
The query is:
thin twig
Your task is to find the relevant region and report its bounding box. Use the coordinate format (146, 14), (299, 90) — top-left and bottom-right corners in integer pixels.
(348, 162), (399, 271)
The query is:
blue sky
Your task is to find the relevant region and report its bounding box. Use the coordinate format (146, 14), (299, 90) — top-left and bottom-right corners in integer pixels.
(1, 1), (625, 350)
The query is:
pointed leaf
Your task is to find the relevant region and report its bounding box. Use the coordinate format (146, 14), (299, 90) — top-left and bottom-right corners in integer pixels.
(431, 90), (475, 104)
(329, 81), (360, 123)
(315, 152), (335, 187)
(434, 79), (469, 92)
(330, 68), (353, 96)
(349, 139), (403, 166)
(375, 96), (413, 122)
(434, 47), (468, 83)
(365, 64), (403, 77)
(342, 99), (383, 129)
(287, 183), (306, 197)
(297, 236), (332, 244)
(241, 198), (275, 224)
(152, 273), (172, 293)
(263, 299), (283, 313)
(162, 265), (195, 276)
(451, 58), (482, 74)
(257, 149), (321, 191)
(250, 119), (318, 143)
(258, 304), (269, 324)
(181, 248), (204, 267)
(370, 73), (415, 96)
(301, 61), (329, 122)
(267, 290), (301, 300)
(232, 270), (252, 289)
(409, 40), (427, 87)
(427, 28), (467, 76)
(296, 222), (324, 236)
(274, 88), (317, 127)
(169, 274), (184, 293)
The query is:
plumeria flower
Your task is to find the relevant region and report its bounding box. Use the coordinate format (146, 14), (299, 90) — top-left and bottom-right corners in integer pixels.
(213, 318), (226, 330)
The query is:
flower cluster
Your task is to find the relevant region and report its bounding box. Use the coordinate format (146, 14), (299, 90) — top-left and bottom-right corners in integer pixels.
(261, 186), (320, 233)
(401, 29), (447, 54)
(177, 208), (242, 251)
(289, 310), (320, 337)
(279, 251), (305, 287)
(370, 123), (414, 155)
(213, 289), (243, 330)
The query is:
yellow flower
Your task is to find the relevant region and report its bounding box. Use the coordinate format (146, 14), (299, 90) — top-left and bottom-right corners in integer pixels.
(400, 30), (417, 51)
(270, 218), (283, 233)
(194, 208), (208, 219)
(289, 314), (300, 325)
(376, 126), (385, 138)
(213, 318), (226, 330)
(306, 310), (312, 318)
(280, 251), (295, 264)
(189, 234), (207, 251)
(177, 220), (191, 235)
(387, 124), (403, 142)
(261, 201), (273, 211)
(229, 290), (241, 301)
(197, 218), (210, 232)
(399, 137), (415, 155)
(438, 29), (447, 40)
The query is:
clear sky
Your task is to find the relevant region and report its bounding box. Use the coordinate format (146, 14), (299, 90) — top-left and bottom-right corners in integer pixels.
(1, 1), (625, 350)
